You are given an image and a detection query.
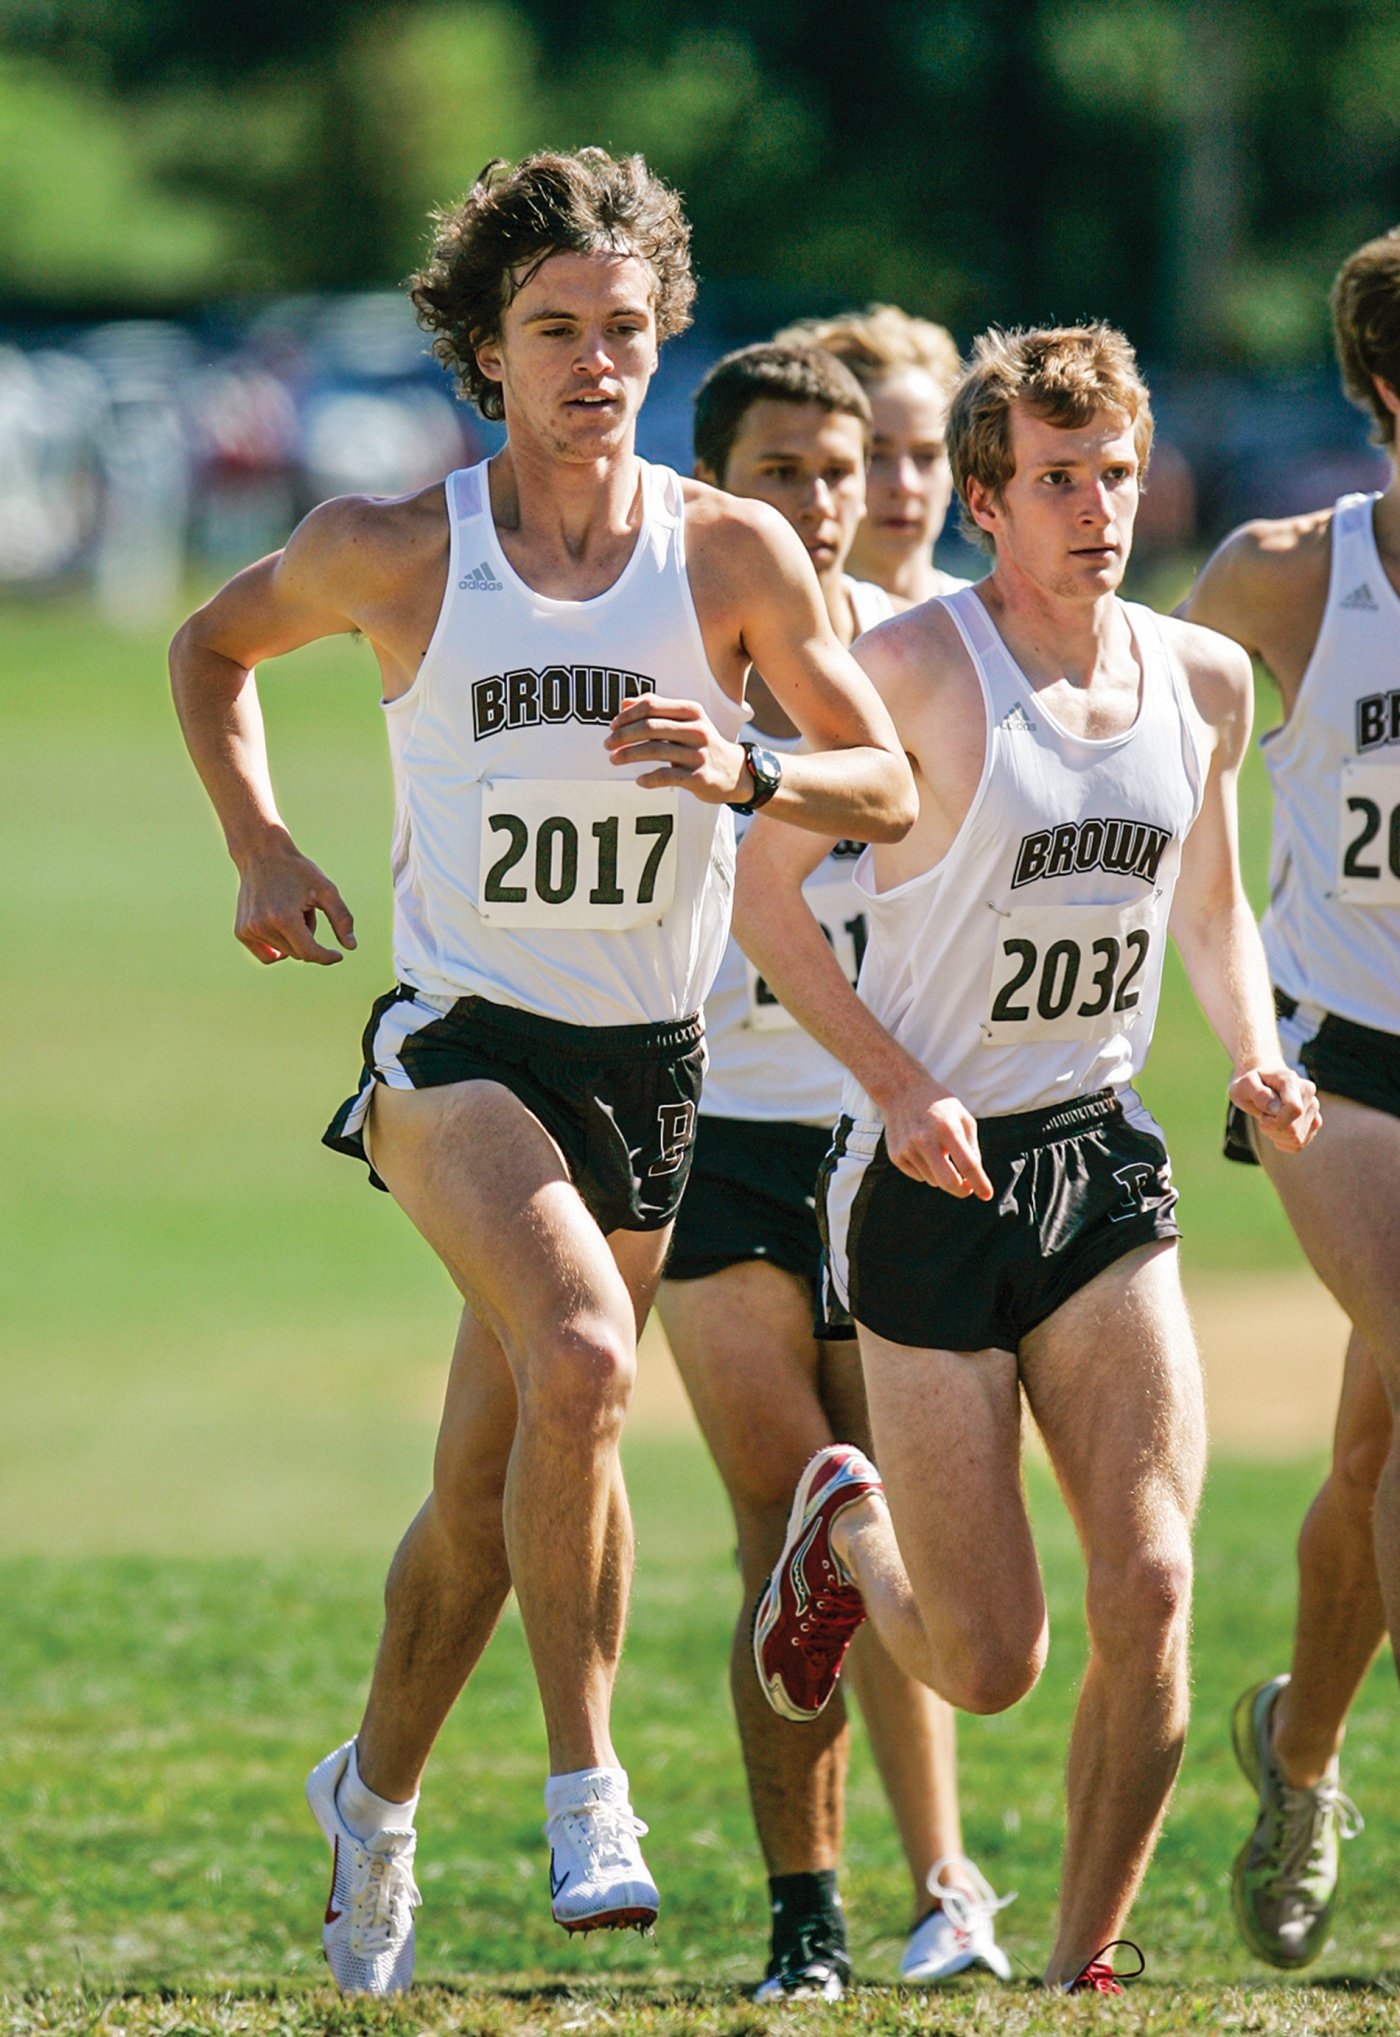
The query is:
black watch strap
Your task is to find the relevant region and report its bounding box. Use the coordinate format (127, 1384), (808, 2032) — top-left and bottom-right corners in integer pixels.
(728, 740), (782, 814)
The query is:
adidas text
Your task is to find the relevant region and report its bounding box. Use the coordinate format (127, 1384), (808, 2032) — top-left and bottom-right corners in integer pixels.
(460, 560), (504, 592)
(1340, 582), (1379, 612)
(1000, 703), (1038, 732)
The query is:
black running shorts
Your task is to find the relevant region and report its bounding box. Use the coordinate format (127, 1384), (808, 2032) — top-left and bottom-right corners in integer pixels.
(1223, 988), (1400, 1163)
(324, 985), (706, 1234)
(664, 1115), (833, 1288)
(819, 1087), (1181, 1354)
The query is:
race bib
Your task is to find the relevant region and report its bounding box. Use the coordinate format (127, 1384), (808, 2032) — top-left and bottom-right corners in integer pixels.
(982, 897), (1157, 1045)
(477, 779), (679, 929)
(744, 874), (868, 1031)
(1339, 760), (1400, 905)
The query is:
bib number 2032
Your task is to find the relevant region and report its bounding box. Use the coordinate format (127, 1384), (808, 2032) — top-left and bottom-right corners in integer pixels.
(982, 898), (1157, 1045)
(478, 780), (680, 929)
(1339, 760), (1400, 906)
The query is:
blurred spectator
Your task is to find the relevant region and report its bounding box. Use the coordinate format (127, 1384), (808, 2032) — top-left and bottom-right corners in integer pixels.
(0, 346), (103, 580)
(83, 322), (193, 628)
(188, 365), (299, 570)
(302, 386), (463, 501)
(1134, 438), (1197, 554)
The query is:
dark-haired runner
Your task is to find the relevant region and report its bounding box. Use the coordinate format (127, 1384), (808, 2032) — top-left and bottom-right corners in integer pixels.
(170, 149), (913, 1994)
(740, 324), (1319, 1989)
(1183, 226), (1400, 1970)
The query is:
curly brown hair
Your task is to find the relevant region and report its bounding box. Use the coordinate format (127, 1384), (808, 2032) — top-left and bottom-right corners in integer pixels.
(948, 324), (1154, 549)
(409, 149), (696, 422)
(1332, 227), (1400, 448)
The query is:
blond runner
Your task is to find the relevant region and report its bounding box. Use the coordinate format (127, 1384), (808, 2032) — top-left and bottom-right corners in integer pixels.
(738, 324), (1319, 1991)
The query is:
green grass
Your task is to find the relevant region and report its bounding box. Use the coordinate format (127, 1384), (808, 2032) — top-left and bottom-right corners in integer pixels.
(1, 1452), (1398, 2013)
(1, 596), (1394, 2030)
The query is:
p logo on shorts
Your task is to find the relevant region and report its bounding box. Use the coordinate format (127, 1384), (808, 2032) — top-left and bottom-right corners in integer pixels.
(650, 1101), (697, 1177)
(1110, 1160), (1162, 1222)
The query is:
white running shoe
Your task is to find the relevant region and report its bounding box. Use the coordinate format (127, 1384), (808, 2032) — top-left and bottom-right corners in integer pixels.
(306, 1740), (422, 1995)
(544, 1772), (659, 1933)
(900, 1857), (1015, 1983)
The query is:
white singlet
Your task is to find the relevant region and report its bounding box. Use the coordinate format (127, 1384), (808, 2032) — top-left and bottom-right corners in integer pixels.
(841, 583), (1207, 1125)
(383, 459), (749, 1027)
(1260, 492), (1400, 1032)
(701, 578), (895, 1124)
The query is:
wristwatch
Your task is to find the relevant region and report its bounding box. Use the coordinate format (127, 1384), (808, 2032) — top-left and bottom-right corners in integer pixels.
(728, 740), (783, 814)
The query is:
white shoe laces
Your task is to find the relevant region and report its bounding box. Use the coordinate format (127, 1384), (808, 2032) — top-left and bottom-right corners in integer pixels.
(927, 1855), (1017, 1936)
(544, 1798), (649, 1875)
(348, 1831), (422, 1957)
(1273, 1773), (1364, 1889)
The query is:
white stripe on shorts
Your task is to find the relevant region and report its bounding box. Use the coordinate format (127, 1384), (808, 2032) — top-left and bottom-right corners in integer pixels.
(336, 990), (457, 1143)
(822, 1116), (883, 1314)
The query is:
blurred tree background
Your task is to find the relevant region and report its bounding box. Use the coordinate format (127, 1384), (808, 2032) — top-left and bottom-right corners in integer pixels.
(2, 0), (1399, 362)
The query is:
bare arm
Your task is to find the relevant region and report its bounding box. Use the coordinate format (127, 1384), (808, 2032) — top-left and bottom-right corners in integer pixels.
(607, 496), (917, 842)
(734, 813), (992, 1199)
(1165, 622), (1320, 1153)
(1178, 514), (1331, 709)
(1177, 528), (1270, 656)
(170, 502), (370, 964)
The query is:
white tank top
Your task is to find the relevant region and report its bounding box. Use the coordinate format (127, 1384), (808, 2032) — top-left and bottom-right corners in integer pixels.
(1260, 492), (1400, 1032)
(701, 578), (895, 1125)
(382, 459), (749, 1026)
(844, 584), (1207, 1123)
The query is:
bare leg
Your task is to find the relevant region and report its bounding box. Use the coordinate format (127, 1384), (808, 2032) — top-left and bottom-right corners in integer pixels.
(833, 1243), (1204, 1982)
(1272, 1330), (1390, 1785)
(1021, 1243), (1206, 1985)
(356, 1304), (517, 1798)
(658, 1264), (850, 1874)
(819, 1341), (966, 1911)
(844, 1629), (964, 1912)
(1255, 1097), (1400, 1767)
(833, 1337), (1045, 1713)
(357, 1079), (669, 1791)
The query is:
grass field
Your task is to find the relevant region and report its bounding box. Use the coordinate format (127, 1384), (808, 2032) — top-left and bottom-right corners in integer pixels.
(1, 594), (1396, 2031)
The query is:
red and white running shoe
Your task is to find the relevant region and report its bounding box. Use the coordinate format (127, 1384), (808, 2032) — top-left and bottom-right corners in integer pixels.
(752, 1445), (882, 1723)
(1064, 1940), (1145, 1994)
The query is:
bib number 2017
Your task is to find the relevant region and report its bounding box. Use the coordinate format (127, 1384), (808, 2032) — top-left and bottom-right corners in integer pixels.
(982, 900), (1156, 1045)
(1339, 761), (1400, 905)
(478, 780), (680, 928)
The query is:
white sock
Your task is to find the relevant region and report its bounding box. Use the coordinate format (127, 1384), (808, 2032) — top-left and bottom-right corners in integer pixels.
(335, 1740), (419, 1841)
(545, 1765), (628, 1814)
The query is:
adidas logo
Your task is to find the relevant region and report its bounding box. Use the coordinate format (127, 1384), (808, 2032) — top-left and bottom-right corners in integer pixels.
(1000, 702), (1038, 732)
(459, 559), (503, 592)
(1340, 583), (1379, 611)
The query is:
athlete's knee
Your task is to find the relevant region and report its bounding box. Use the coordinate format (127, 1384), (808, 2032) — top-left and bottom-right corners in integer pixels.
(517, 1317), (636, 1439)
(727, 1440), (829, 1542)
(1087, 1536), (1193, 1659)
(937, 1605), (1047, 1714)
